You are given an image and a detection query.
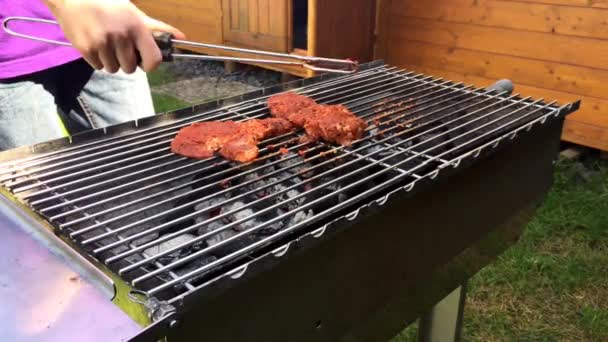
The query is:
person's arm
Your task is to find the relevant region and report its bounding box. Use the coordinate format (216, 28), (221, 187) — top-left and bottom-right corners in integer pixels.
(42, 0), (185, 73)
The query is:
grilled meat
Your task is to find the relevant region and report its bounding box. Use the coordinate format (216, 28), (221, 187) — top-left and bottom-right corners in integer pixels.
(268, 92), (367, 146)
(171, 121), (241, 160)
(268, 92), (317, 126)
(301, 105), (367, 146)
(173, 92), (367, 163)
(218, 135), (260, 163)
(171, 118), (295, 162)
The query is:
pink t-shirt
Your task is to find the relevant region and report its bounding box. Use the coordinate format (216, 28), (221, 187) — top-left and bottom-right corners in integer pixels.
(0, 1), (82, 79)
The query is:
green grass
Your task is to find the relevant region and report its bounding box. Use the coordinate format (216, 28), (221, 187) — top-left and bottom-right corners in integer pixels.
(393, 157), (608, 341)
(147, 63), (177, 88)
(151, 92), (191, 113)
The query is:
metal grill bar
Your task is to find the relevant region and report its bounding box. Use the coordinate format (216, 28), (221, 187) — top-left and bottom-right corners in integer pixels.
(0, 66), (391, 180)
(80, 83), (474, 249)
(13, 68), (426, 197)
(140, 99), (556, 294)
(0, 63), (576, 304)
(8, 68), (402, 192)
(59, 77), (463, 232)
(47, 73), (441, 220)
(30, 72), (450, 210)
(117, 93), (528, 275)
(111, 88), (512, 270)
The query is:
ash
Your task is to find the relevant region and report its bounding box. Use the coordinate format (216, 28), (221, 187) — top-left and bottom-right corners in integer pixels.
(191, 153), (315, 255)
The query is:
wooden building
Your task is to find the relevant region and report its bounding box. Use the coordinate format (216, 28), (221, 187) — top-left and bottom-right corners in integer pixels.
(134, 0), (376, 77)
(137, 0), (608, 152)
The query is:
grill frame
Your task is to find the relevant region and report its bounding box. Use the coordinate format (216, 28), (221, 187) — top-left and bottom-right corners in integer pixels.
(0, 61), (580, 340)
(135, 116), (565, 341)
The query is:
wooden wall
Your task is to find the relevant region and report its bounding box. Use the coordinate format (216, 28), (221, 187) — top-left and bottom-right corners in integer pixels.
(135, 0), (223, 44)
(310, 0), (377, 62)
(221, 0), (291, 52)
(376, 0), (608, 151)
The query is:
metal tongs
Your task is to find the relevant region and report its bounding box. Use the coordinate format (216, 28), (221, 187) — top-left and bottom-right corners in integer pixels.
(2, 16), (359, 74)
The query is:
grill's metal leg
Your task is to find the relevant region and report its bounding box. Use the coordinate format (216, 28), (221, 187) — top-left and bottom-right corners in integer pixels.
(417, 281), (467, 342)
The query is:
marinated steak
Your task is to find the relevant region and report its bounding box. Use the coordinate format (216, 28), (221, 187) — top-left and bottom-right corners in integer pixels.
(300, 104), (367, 146)
(171, 118), (294, 162)
(171, 121), (241, 160)
(172, 93), (367, 163)
(268, 92), (367, 146)
(268, 92), (317, 125)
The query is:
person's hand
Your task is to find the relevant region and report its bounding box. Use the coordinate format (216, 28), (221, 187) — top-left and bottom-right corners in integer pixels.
(44, 0), (185, 73)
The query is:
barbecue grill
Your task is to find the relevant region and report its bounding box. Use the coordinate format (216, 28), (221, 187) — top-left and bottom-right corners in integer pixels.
(0, 61), (580, 341)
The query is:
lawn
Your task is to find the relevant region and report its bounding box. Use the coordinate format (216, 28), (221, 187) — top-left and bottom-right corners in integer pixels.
(148, 64), (192, 113)
(393, 156), (608, 341)
(151, 92), (191, 113)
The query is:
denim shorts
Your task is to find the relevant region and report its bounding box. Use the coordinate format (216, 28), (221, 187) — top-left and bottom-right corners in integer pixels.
(0, 59), (155, 150)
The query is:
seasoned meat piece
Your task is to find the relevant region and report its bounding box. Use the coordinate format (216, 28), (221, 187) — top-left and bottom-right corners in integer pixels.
(268, 92), (317, 121)
(219, 134), (259, 163)
(171, 121), (241, 159)
(302, 105), (367, 146)
(239, 118), (294, 140)
(172, 118), (295, 162)
(267, 93), (367, 146)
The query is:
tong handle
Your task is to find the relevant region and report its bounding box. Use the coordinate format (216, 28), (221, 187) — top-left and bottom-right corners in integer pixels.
(149, 32), (174, 62)
(3, 16), (359, 74)
(3, 16), (176, 64)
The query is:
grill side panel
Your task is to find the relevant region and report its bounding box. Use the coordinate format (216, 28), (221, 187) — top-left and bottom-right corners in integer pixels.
(150, 116), (563, 342)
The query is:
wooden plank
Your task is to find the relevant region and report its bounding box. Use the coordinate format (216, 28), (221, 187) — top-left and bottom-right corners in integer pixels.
(563, 120), (608, 151)
(390, 16), (608, 70)
(248, 0), (259, 33)
(258, 0), (270, 34)
(308, 0), (318, 57)
(380, 0), (608, 151)
(138, 1), (222, 44)
(389, 40), (608, 100)
(238, 0), (248, 31)
(137, 0), (220, 11)
(222, 0), (288, 51)
(374, 0), (393, 60)
(230, 0), (239, 29)
(506, 0), (608, 9)
(286, 0), (293, 52)
(268, 0), (288, 40)
(312, 0), (377, 61)
(394, 0), (608, 40)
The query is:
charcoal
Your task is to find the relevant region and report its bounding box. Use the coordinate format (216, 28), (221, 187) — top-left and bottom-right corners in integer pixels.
(143, 234), (198, 263)
(133, 231), (160, 246)
(287, 210), (314, 226)
(223, 200), (259, 232)
(196, 219), (226, 243)
(278, 152), (312, 176)
(173, 255), (218, 290)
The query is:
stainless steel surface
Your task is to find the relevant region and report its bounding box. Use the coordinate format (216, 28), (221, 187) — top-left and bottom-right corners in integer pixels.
(0, 62), (579, 310)
(418, 283), (467, 342)
(2, 16), (358, 74)
(0, 196), (141, 342)
(0, 195), (116, 299)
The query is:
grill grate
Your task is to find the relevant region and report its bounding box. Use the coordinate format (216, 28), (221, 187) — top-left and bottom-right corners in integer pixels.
(0, 62), (577, 303)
